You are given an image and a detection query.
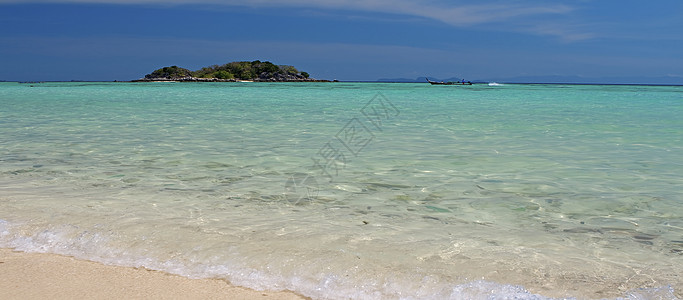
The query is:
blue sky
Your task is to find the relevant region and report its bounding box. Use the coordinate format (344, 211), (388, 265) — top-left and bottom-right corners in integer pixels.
(1, 0), (682, 83)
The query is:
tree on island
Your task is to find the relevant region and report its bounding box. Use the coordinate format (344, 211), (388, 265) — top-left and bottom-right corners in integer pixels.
(145, 66), (192, 79)
(142, 60), (315, 81)
(212, 70), (234, 80)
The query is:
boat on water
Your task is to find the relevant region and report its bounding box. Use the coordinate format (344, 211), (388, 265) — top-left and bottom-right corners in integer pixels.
(426, 78), (473, 85)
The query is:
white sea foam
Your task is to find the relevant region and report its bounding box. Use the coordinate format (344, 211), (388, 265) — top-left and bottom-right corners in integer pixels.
(0, 220), (678, 300)
(0, 219), (9, 237)
(488, 82), (504, 86)
(0, 221), (544, 299)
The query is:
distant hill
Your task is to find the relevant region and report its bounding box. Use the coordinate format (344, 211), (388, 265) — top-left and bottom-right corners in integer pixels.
(377, 76), (465, 83)
(377, 75), (682, 85)
(479, 75), (683, 85)
(376, 77), (425, 83)
(136, 61), (326, 82)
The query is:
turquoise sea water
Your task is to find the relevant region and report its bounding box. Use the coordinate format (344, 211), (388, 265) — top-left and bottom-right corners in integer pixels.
(0, 82), (681, 299)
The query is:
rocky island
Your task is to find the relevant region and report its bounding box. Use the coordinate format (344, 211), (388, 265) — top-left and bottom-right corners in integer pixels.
(134, 61), (328, 82)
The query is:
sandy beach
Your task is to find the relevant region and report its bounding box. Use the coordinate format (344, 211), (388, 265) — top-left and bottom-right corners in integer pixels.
(0, 248), (306, 300)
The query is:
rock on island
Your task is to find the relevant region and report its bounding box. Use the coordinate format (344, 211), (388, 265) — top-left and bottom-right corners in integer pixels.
(134, 61), (328, 82)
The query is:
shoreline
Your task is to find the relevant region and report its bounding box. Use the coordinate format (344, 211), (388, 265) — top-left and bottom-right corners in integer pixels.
(0, 248), (307, 300)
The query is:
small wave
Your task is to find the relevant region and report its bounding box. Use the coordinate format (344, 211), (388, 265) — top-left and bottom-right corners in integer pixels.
(488, 82), (504, 86)
(0, 219), (9, 237)
(0, 220), (678, 300)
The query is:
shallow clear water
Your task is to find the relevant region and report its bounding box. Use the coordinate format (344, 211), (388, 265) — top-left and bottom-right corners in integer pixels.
(1, 82), (681, 299)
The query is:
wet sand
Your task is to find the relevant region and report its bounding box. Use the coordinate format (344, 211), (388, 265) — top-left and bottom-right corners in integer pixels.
(0, 248), (306, 300)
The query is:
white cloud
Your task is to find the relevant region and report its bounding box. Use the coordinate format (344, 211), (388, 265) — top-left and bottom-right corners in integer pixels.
(238, 0), (573, 26)
(526, 23), (596, 42)
(0, 0), (572, 26)
(0, 0), (587, 40)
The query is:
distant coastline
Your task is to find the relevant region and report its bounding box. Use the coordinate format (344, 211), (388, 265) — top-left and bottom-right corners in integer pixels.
(133, 61), (329, 82)
(376, 75), (683, 86)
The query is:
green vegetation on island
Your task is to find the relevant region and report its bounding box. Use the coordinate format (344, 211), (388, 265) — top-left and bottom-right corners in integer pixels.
(138, 61), (320, 82)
